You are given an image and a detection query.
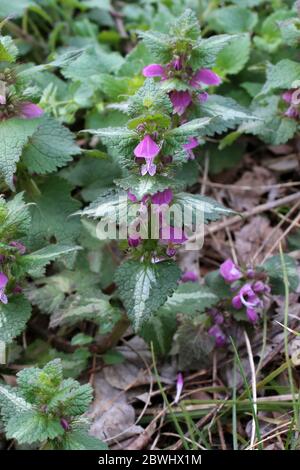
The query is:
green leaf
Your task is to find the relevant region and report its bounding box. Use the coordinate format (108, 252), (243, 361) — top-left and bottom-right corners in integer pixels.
(261, 254), (299, 295)
(259, 60), (300, 96)
(0, 192), (31, 241)
(207, 6), (258, 33)
(0, 385), (32, 423)
(176, 321), (214, 370)
(18, 244), (81, 277)
(22, 116), (80, 174)
(115, 174), (181, 200)
(0, 36), (18, 62)
(279, 17), (300, 47)
(215, 34), (251, 76)
(0, 295), (32, 343)
(163, 282), (218, 315)
(139, 30), (173, 63)
(59, 422), (108, 450)
(175, 192), (235, 224)
(128, 78), (172, 117)
(205, 270), (233, 298)
(0, 118), (39, 188)
(26, 177), (81, 252)
(79, 190), (129, 222)
(254, 10), (294, 53)
(62, 47), (124, 82)
(115, 260), (181, 331)
(140, 308), (177, 356)
(169, 9), (200, 40)
(83, 126), (138, 155)
(5, 411), (64, 444)
(191, 34), (236, 69)
(0, 0), (35, 18)
(48, 380), (93, 416)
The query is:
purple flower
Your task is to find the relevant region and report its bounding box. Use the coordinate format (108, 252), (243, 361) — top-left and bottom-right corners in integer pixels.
(282, 89), (300, 119)
(127, 191), (138, 203)
(143, 64), (166, 78)
(181, 270), (198, 283)
(190, 69), (222, 88)
(172, 57), (182, 71)
(183, 137), (199, 160)
(169, 90), (192, 115)
(60, 418), (70, 431)
(134, 135), (160, 177)
(128, 236), (141, 248)
(0, 94), (6, 105)
(160, 226), (188, 256)
(220, 259), (242, 283)
(9, 241), (26, 255)
(252, 281), (265, 294)
(19, 102), (44, 119)
(246, 307), (258, 323)
(209, 325), (226, 347)
(0, 272), (8, 305)
(151, 188), (173, 205)
(174, 372), (184, 404)
(208, 308), (224, 325)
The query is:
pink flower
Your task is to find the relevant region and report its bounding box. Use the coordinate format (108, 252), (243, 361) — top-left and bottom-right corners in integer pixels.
(160, 225), (188, 256)
(127, 191), (138, 203)
(151, 188), (173, 205)
(220, 259), (242, 283)
(181, 270), (198, 282)
(172, 57), (182, 71)
(246, 307), (258, 323)
(9, 241), (26, 255)
(0, 272), (8, 305)
(169, 90), (192, 115)
(209, 325), (226, 347)
(198, 92), (209, 103)
(19, 102), (44, 119)
(174, 372), (184, 404)
(134, 134), (160, 177)
(190, 69), (222, 88)
(282, 89), (300, 119)
(182, 137), (199, 160)
(0, 94), (6, 105)
(143, 64), (166, 78)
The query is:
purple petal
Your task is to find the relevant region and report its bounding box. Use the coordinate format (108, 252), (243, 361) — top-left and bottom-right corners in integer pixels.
(220, 259), (242, 283)
(282, 90), (293, 104)
(232, 294), (243, 310)
(172, 57), (182, 71)
(0, 273), (8, 289)
(183, 137), (199, 151)
(166, 246), (177, 257)
(198, 91), (209, 103)
(181, 271), (198, 283)
(252, 281), (265, 294)
(143, 64), (165, 78)
(127, 191), (138, 203)
(128, 236), (141, 248)
(151, 188), (173, 205)
(169, 91), (192, 115)
(246, 307), (258, 323)
(174, 372), (184, 403)
(0, 292), (8, 304)
(208, 325), (226, 347)
(134, 134), (160, 159)
(284, 106), (299, 119)
(9, 241), (26, 255)
(160, 226), (188, 244)
(0, 94), (6, 105)
(20, 102), (44, 119)
(191, 69), (222, 87)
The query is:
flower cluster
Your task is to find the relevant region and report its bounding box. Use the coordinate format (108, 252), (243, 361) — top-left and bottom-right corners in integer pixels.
(143, 63), (221, 116)
(220, 259), (270, 323)
(282, 87), (300, 120)
(0, 240), (26, 305)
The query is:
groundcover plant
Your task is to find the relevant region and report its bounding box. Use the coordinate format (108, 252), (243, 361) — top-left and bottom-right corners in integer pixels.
(0, 0), (299, 452)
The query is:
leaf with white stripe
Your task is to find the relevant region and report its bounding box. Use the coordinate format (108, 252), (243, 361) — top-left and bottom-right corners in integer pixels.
(163, 282), (219, 315)
(115, 260), (181, 331)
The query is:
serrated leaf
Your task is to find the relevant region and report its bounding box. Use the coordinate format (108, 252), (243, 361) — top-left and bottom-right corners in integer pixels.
(175, 192), (235, 225)
(176, 321), (214, 370)
(0, 192), (31, 241)
(18, 244), (81, 277)
(59, 422), (108, 450)
(262, 254), (299, 295)
(0, 385), (32, 424)
(26, 177), (81, 252)
(259, 60), (300, 96)
(140, 308), (177, 356)
(22, 115), (79, 174)
(115, 260), (181, 331)
(169, 9), (200, 40)
(0, 118), (39, 188)
(163, 282), (218, 315)
(207, 6), (258, 33)
(128, 78), (172, 117)
(0, 36), (18, 62)
(79, 190), (129, 222)
(115, 174), (181, 200)
(216, 34), (251, 76)
(0, 295), (31, 343)
(139, 30), (173, 63)
(191, 34), (236, 69)
(83, 126), (138, 155)
(5, 411), (64, 444)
